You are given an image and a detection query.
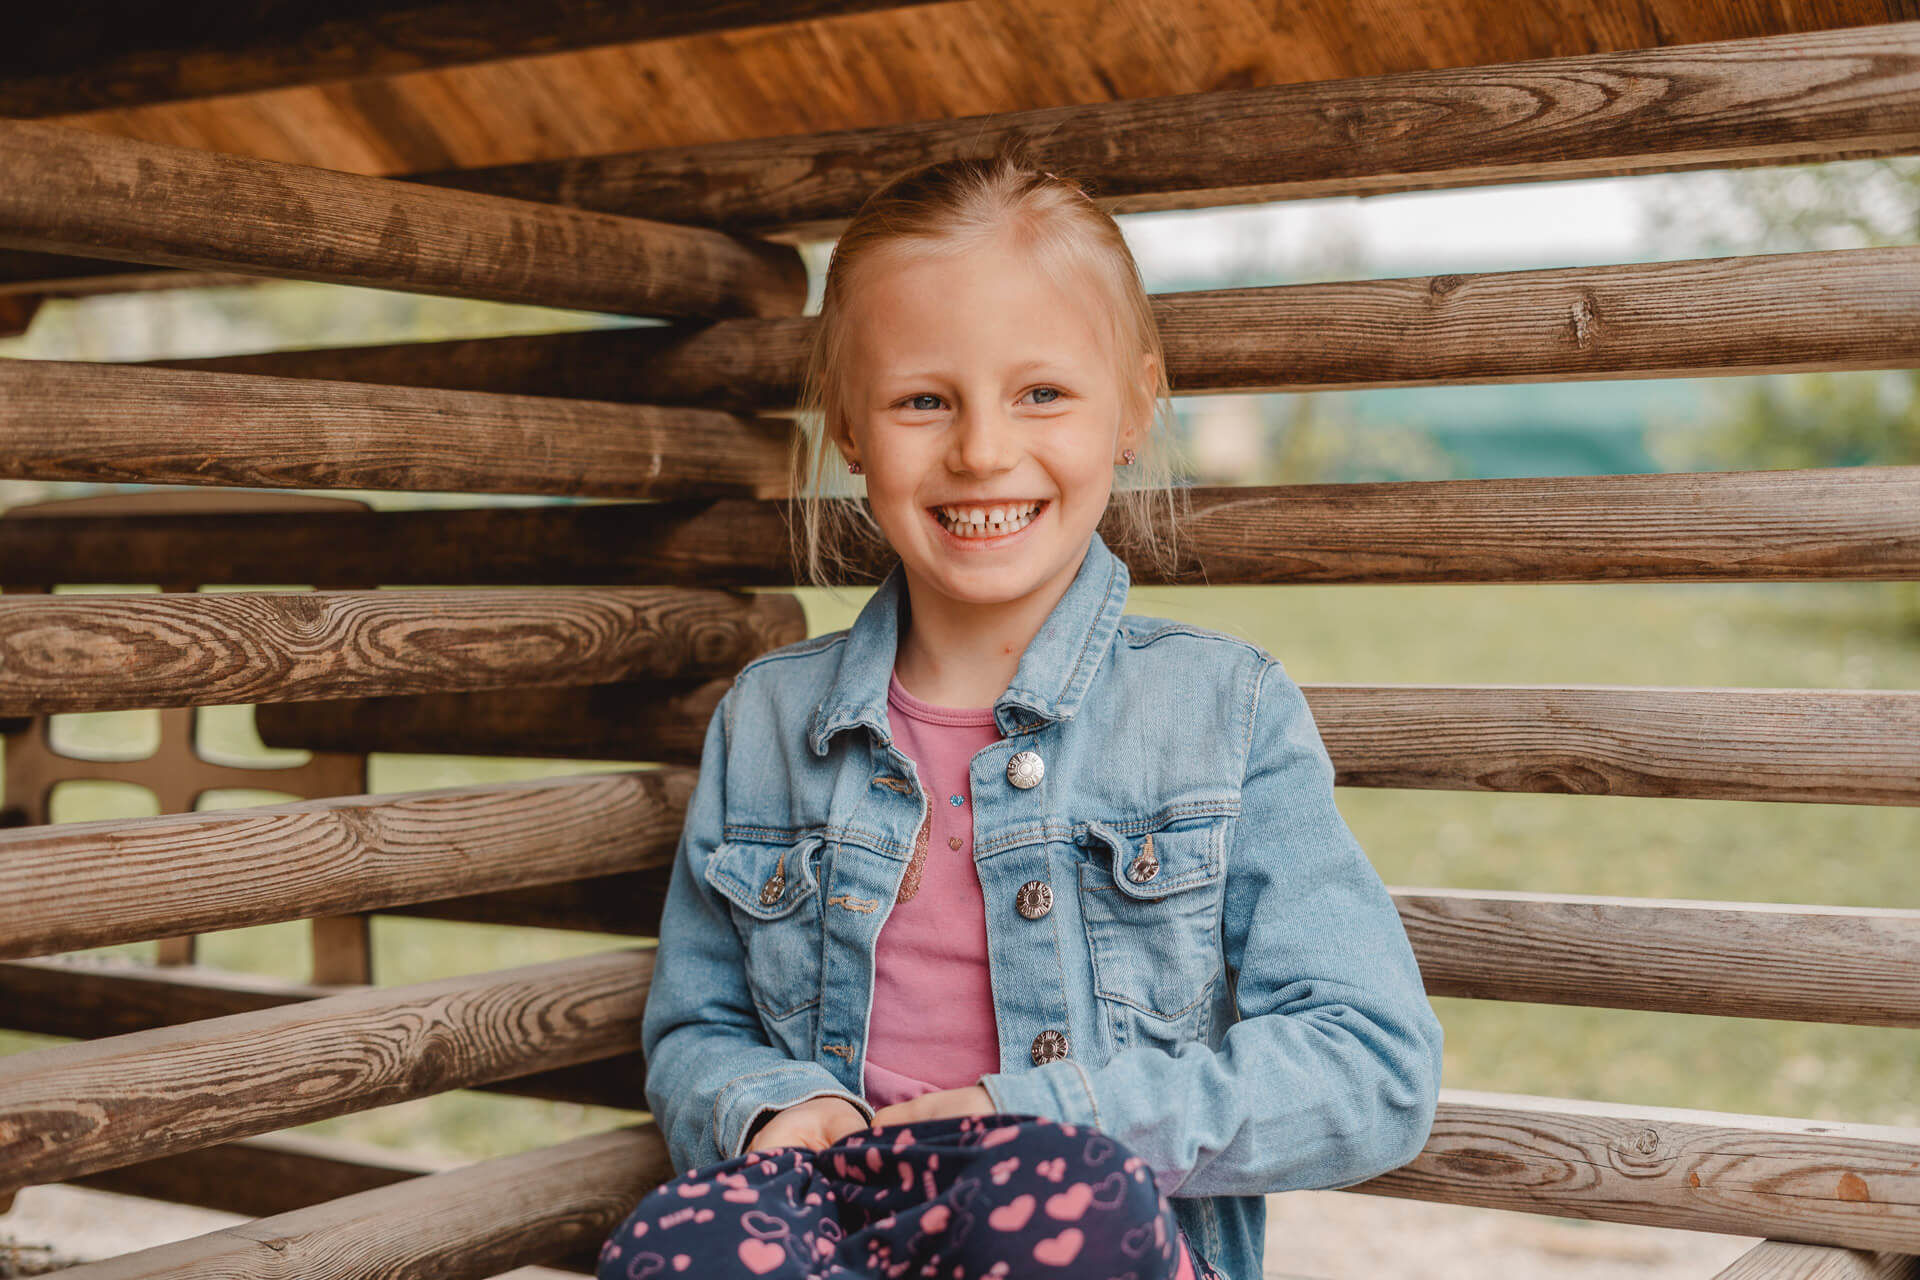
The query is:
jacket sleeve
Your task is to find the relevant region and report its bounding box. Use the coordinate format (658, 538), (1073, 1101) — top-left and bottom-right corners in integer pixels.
(976, 656), (1444, 1197)
(641, 682), (875, 1173)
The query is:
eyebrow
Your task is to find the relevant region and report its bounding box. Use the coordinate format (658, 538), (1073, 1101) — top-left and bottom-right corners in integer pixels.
(884, 358), (1069, 381)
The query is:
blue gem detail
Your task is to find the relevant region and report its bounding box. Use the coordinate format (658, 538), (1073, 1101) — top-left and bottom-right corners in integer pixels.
(950, 794), (965, 807)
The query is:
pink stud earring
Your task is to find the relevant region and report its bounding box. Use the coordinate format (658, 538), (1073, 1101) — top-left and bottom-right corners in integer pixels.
(1119, 449), (1136, 466)
(847, 460), (863, 475)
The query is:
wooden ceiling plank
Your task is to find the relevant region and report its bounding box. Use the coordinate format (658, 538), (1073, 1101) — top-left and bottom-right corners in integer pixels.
(0, 119), (809, 318)
(0, 0), (954, 117)
(410, 20), (1920, 238)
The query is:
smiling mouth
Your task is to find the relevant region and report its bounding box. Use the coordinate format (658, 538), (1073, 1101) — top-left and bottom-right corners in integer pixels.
(930, 499), (1047, 539)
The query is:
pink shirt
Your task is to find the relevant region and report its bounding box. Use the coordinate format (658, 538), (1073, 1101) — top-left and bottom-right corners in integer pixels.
(864, 670), (1201, 1280)
(864, 670), (1004, 1105)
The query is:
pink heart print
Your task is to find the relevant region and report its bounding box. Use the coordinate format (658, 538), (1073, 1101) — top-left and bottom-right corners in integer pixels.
(1032, 1228), (1085, 1266)
(736, 1239), (784, 1275)
(1035, 1157), (1067, 1182)
(1044, 1182), (1094, 1221)
(987, 1194), (1036, 1231)
(990, 1157), (1020, 1185)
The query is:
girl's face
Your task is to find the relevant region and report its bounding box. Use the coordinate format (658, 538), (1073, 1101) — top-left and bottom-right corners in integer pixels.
(834, 232), (1149, 615)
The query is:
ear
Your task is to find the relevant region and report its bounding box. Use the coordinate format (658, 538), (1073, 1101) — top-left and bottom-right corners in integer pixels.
(824, 400), (860, 469)
(1121, 350), (1158, 450)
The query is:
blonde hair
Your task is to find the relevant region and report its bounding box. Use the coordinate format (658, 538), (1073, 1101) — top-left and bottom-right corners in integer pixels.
(786, 147), (1188, 590)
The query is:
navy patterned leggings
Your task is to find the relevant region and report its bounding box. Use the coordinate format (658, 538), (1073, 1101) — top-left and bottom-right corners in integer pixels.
(597, 1112), (1224, 1279)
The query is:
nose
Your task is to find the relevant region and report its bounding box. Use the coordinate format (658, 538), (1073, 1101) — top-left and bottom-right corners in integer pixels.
(947, 398), (1019, 476)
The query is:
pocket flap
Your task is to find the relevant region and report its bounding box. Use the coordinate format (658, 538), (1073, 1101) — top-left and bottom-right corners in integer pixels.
(704, 834), (825, 920)
(1082, 818), (1225, 900)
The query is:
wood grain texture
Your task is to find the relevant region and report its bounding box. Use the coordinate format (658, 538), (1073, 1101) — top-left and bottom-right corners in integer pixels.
(0, 957), (647, 1109)
(1360, 1089), (1920, 1251)
(255, 679), (730, 765)
(4, 467), (1916, 588)
(0, 0), (944, 116)
(0, 360), (793, 499)
(0, 585), (802, 716)
(150, 247), (1920, 405)
(1403, 889), (1920, 1027)
(0, 119), (806, 318)
(420, 22), (1920, 237)
(46, 1125), (669, 1280)
(31, 0), (1916, 178)
(0, 771), (689, 960)
(260, 681), (1920, 807)
(70, 1132), (606, 1273)
(0, 950), (654, 1193)
(1712, 1240), (1920, 1280)
(1312, 685), (1920, 805)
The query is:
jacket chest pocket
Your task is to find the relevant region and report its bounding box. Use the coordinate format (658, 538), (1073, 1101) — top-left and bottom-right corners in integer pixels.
(702, 833), (826, 1024)
(1077, 817), (1228, 1045)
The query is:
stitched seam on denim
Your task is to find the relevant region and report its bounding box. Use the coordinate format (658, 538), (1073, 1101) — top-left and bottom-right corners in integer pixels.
(1122, 620), (1267, 659)
(1068, 1057), (1102, 1131)
(715, 1062), (825, 1158)
(1000, 544), (1120, 712)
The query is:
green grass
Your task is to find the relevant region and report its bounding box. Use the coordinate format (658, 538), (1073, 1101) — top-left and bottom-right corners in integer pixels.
(4, 579), (1917, 1161)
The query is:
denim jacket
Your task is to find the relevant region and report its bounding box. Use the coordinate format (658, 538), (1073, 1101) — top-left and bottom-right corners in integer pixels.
(641, 529), (1444, 1280)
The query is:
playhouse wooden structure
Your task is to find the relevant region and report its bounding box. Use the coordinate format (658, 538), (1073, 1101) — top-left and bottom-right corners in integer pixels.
(3, 2), (1919, 1276)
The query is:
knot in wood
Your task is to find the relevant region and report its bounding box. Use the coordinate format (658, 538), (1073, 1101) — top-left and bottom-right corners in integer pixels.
(1633, 1127), (1660, 1155)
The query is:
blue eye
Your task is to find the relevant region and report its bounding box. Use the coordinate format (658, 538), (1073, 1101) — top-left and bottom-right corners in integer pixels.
(1030, 387), (1061, 404)
(906, 394), (942, 411)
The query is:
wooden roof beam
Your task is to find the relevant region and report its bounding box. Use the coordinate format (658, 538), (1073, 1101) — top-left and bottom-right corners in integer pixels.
(0, 119), (807, 318)
(0, 0), (949, 116)
(419, 21), (1920, 238)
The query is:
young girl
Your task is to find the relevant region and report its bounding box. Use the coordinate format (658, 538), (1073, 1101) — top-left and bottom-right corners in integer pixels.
(600, 152), (1445, 1280)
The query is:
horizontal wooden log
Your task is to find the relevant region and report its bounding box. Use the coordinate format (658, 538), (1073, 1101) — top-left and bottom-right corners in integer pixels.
(1405, 890), (1920, 1027)
(0, 958), (646, 1108)
(0, 771), (689, 961)
(1, 0), (940, 115)
(0, 360), (791, 498)
(71, 1133), (606, 1273)
(0, 584), (800, 716)
(255, 679), (729, 764)
(19, 872), (1904, 1036)
(0, 949), (652, 1193)
(152, 247), (1920, 406)
(1361, 1089), (1920, 1252)
(0, 119), (806, 319)
(259, 681), (1920, 808)
(1712, 1239), (1920, 1280)
(423, 23), (1920, 236)
(49, 1126), (668, 1280)
(1316, 685), (1920, 806)
(4, 466), (1917, 588)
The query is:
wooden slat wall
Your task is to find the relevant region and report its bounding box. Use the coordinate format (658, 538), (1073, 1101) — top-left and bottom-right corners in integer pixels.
(0, 950), (652, 1193)
(0, 119), (807, 317)
(3, 12), (1918, 1272)
(4, 468), (1918, 589)
(0, 587), (801, 715)
(151, 246), (1920, 405)
(0, 771), (689, 960)
(49, 1127), (668, 1280)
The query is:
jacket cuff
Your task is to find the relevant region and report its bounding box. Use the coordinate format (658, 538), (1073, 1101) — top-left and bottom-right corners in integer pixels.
(977, 1060), (1102, 1129)
(716, 1062), (875, 1159)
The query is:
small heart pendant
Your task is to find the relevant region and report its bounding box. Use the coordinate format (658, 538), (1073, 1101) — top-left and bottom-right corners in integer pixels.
(948, 836), (963, 850)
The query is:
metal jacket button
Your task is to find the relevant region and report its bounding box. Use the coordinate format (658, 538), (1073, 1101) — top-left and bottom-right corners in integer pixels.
(758, 850), (788, 906)
(1031, 1029), (1070, 1064)
(1015, 880), (1054, 919)
(1006, 750), (1045, 789)
(1126, 832), (1160, 884)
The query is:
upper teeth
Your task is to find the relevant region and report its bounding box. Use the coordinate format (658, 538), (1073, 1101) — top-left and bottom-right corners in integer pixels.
(938, 501), (1041, 533)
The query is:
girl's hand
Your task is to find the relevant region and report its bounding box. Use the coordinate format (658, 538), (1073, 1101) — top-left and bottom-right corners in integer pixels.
(746, 1096), (872, 1155)
(869, 1084), (998, 1129)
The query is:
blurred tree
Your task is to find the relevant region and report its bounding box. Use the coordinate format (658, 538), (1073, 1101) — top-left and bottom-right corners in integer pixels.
(1643, 157), (1920, 629)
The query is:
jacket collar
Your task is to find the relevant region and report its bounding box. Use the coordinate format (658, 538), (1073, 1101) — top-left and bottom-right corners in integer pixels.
(807, 529), (1131, 755)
